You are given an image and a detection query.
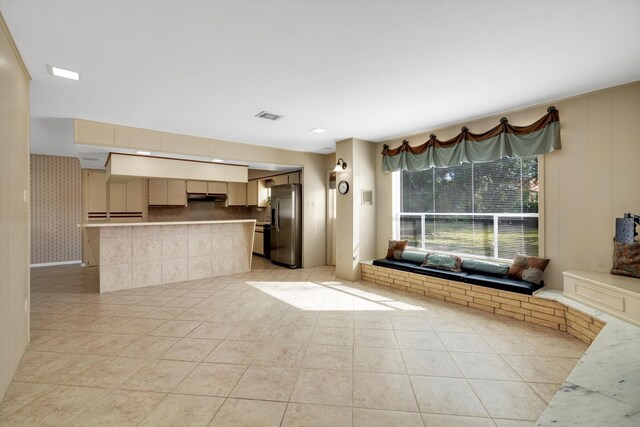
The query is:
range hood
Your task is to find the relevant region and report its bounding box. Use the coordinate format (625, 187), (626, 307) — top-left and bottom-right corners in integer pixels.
(186, 193), (227, 202)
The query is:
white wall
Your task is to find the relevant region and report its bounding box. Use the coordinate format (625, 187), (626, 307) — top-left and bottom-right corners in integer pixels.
(335, 138), (377, 281)
(0, 13), (30, 400)
(375, 82), (640, 289)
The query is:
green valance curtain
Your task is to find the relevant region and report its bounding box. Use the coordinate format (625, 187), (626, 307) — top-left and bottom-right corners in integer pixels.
(381, 107), (560, 173)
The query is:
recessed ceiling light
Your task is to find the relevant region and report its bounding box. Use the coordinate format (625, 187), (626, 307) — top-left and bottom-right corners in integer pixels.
(211, 159), (225, 163)
(49, 65), (80, 80)
(310, 128), (327, 134)
(136, 151), (151, 155)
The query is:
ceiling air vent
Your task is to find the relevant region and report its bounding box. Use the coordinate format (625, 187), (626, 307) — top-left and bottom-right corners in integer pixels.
(81, 156), (99, 161)
(255, 111), (282, 121)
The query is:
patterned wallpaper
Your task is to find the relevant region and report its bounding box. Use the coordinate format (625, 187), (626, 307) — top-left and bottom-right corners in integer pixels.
(30, 154), (82, 264)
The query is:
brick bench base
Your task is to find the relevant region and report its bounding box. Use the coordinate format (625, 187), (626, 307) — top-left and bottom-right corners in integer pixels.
(361, 262), (605, 344)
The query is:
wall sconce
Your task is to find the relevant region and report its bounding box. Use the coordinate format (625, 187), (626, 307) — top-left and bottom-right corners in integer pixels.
(333, 158), (347, 171)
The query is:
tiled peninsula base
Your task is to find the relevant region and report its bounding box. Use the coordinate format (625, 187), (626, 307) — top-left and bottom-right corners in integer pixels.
(84, 220), (255, 292)
(361, 262), (605, 344)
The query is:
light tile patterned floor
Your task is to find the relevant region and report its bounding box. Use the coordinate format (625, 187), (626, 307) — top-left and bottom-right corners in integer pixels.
(0, 257), (588, 426)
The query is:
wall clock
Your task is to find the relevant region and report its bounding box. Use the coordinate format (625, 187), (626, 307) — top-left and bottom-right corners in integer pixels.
(338, 180), (349, 194)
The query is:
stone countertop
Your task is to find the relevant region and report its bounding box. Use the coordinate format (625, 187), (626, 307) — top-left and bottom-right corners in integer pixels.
(535, 289), (640, 426)
(79, 219), (257, 227)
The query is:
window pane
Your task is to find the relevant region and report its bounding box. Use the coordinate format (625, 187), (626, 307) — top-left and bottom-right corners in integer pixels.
(399, 156), (539, 260)
(399, 215), (422, 248)
(497, 216), (539, 259)
(402, 169), (433, 212)
(434, 163), (472, 213)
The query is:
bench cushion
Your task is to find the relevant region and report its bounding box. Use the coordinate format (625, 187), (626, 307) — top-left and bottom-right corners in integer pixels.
(465, 273), (543, 294)
(372, 258), (419, 272)
(411, 265), (469, 281)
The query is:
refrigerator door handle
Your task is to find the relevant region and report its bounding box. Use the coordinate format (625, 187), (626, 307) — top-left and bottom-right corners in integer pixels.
(275, 199), (280, 232)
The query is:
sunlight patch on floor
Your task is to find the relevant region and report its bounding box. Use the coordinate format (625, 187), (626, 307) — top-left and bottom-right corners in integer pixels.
(246, 280), (426, 312)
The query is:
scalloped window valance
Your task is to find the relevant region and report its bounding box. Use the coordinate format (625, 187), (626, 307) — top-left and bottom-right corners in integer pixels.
(381, 107), (560, 173)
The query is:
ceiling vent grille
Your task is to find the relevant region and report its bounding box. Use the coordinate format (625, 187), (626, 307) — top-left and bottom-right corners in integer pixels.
(255, 111), (282, 121)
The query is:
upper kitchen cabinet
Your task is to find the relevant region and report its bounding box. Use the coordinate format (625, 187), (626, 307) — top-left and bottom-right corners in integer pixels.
(126, 179), (143, 212)
(247, 180), (258, 206)
(186, 180), (207, 194)
(227, 182), (247, 206)
(108, 183), (127, 212)
(85, 170), (107, 215)
(287, 172), (301, 184)
(247, 179), (269, 207)
(167, 180), (187, 205)
(208, 181), (227, 194)
(186, 180), (227, 195)
(114, 125), (150, 149)
(272, 174), (288, 186)
(109, 179), (142, 211)
(75, 120), (114, 147)
(109, 178), (143, 222)
(170, 134), (208, 156)
(149, 178), (187, 206)
(148, 130), (172, 153)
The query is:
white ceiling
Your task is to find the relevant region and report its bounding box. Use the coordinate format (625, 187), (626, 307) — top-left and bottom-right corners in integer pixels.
(1, 0), (639, 162)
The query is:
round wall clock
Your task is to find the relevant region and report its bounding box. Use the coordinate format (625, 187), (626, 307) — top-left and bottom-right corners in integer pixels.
(338, 180), (349, 194)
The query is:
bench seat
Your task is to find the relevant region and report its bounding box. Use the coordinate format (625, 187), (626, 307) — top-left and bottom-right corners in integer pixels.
(372, 258), (543, 295)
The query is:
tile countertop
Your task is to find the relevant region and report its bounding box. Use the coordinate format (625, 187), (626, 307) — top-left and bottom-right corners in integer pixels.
(79, 219), (257, 227)
(535, 289), (640, 426)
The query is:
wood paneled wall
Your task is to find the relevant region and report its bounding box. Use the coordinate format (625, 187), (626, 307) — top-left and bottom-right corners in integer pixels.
(376, 81), (640, 289)
(0, 12), (31, 400)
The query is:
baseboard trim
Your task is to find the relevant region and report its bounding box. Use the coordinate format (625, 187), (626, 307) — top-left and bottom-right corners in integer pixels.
(30, 260), (82, 268)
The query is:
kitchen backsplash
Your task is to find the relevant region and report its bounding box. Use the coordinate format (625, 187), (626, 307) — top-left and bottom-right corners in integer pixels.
(148, 201), (252, 222)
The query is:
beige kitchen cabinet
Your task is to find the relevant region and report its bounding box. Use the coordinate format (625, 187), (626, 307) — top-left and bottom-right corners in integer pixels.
(247, 179), (269, 207)
(109, 183), (127, 212)
(227, 182), (247, 206)
(187, 180), (227, 195)
(247, 180), (258, 206)
(85, 170), (107, 214)
(149, 130), (172, 153)
(126, 179), (143, 212)
(253, 228), (264, 255)
(287, 172), (301, 184)
(168, 179), (187, 205)
(186, 180), (207, 194)
(114, 125), (150, 149)
(75, 120), (114, 147)
(149, 178), (187, 206)
(272, 174), (288, 186)
(109, 178), (143, 223)
(207, 181), (227, 194)
(148, 179), (166, 205)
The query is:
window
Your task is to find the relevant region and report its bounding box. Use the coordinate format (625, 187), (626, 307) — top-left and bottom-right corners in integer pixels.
(398, 156), (539, 260)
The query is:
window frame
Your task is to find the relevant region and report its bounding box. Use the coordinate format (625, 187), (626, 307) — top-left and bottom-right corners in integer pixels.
(392, 155), (545, 263)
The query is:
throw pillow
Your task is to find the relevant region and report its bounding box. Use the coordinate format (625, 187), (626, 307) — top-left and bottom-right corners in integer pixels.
(386, 239), (408, 260)
(461, 259), (510, 277)
(507, 253), (550, 284)
(611, 239), (640, 279)
(401, 250), (428, 264)
(422, 252), (462, 272)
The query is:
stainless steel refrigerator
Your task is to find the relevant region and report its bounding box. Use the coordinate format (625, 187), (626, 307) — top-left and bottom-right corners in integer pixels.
(270, 184), (302, 268)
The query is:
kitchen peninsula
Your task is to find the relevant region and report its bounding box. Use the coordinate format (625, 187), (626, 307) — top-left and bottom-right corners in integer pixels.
(81, 220), (255, 293)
